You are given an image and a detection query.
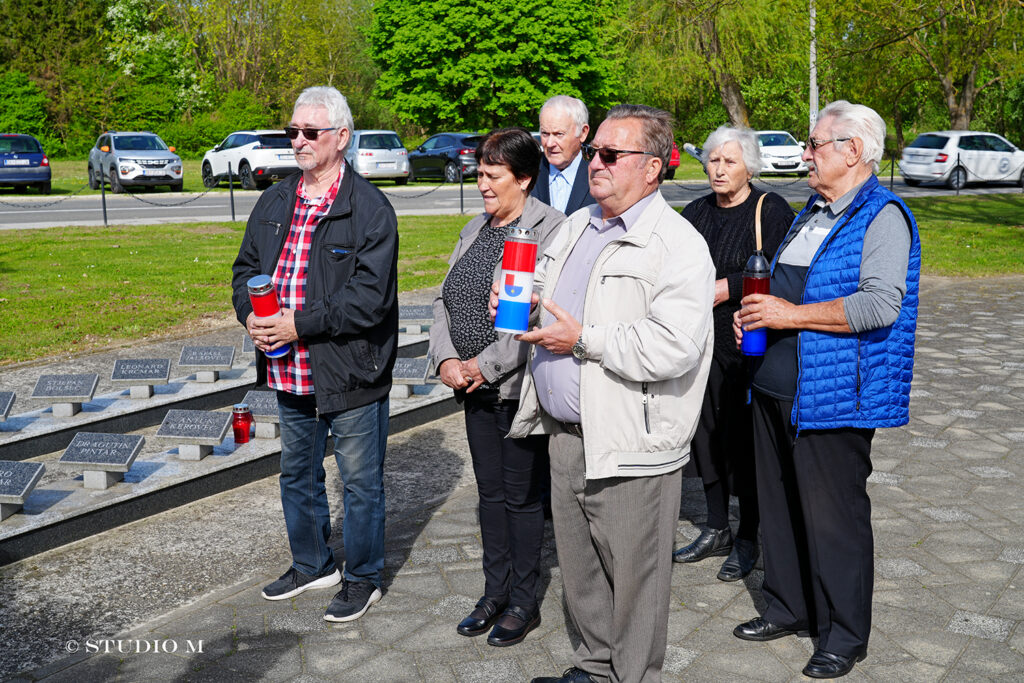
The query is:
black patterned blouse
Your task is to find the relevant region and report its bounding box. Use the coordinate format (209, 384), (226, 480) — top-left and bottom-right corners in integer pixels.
(442, 215), (521, 362)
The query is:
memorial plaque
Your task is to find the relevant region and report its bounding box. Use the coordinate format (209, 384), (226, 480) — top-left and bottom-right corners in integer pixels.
(0, 391), (14, 422)
(31, 374), (99, 401)
(111, 358), (171, 385)
(393, 357), (429, 384)
(60, 433), (144, 472)
(242, 334), (255, 353)
(242, 390), (279, 421)
(178, 346), (235, 370)
(0, 460), (45, 504)
(399, 305), (433, 323)
(157, 409), (231, 445)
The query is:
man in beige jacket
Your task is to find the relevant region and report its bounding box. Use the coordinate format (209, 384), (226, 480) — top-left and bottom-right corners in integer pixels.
(508, 104), (715, 683)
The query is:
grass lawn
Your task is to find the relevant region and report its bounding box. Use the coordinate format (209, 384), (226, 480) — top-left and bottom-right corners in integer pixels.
(1, 194), (1021, 364)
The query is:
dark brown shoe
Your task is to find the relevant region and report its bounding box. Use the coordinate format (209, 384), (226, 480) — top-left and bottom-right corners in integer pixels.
(456, 596), (507, 637)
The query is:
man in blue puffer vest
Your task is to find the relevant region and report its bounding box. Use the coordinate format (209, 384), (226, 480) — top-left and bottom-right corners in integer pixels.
(732, 101), (920, 679)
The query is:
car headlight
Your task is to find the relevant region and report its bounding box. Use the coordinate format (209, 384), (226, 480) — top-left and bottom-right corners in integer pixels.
(171, 165), (182, 173)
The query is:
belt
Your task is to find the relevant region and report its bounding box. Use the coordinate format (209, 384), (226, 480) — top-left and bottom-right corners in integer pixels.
(560, 422), (583, 438)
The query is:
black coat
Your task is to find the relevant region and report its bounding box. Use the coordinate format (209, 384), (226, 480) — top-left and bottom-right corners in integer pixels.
(231, 163), (399, 414)
(530, 154), (595, 216)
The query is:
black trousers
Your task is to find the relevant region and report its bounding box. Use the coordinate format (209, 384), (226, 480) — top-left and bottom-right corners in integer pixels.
(752, 390), (875, 658)
(463, 392), (546, 610)
(689, 356), (758, 537)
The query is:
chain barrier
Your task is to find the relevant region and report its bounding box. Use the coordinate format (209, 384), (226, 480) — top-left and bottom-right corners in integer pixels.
(0, 182), (92, 209)
(377, 179), (449, 200)
(118, 183), (218, 206)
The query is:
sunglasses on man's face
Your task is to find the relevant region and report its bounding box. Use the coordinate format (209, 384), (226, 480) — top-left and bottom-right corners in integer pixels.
(284, 126), (338, 141)
(582, 144), (653, 165)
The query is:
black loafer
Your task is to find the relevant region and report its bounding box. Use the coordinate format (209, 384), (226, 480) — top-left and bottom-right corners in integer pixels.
(733, 616), (801, 641)
(717, 538), (759, 581)
(457, 596), (507, 636)
(486, 605), (540, 646)
(673, 527), (733, 563)
(802, 649), (866, 678)
(531, 667), (598, 683)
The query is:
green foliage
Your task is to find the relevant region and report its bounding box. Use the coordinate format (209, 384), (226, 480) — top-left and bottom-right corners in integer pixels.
(368, 0), (624, 130)
(0, 71), (54, 146)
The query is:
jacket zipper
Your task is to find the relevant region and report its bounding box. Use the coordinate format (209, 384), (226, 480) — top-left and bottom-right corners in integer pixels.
(855, 336), (862, 411)
(642, 382), (650, 433)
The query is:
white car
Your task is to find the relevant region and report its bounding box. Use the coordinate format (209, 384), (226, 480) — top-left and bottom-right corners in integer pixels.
(201, 130), (299, 190)
(899, 130), (1024, 190)
(345, 130), (409, 184)
(757, 131), (809, 176)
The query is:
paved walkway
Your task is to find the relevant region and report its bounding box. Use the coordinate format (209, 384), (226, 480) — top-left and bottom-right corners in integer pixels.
(2, 276), (1023, 682)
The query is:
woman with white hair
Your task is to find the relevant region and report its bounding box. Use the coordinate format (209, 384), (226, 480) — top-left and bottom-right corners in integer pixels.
(673, 126), (794, 581)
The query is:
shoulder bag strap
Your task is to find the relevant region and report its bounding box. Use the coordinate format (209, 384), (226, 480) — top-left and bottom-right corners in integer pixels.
(754, 193), (766, 251)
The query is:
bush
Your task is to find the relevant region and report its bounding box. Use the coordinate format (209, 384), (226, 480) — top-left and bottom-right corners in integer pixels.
(0, 70), (57, 149)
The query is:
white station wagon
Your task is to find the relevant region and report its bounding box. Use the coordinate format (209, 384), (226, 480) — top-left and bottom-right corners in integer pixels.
(201, 130), (299, 190)
(757, 131), (809, 176)
(899, 130), (1024, 190)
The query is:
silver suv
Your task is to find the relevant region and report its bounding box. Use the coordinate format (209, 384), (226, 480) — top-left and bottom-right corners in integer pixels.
(345, 130), (409, 184)
(88, 131), (184, 193)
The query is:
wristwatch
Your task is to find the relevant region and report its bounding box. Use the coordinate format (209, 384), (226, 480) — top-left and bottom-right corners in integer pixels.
(571, 332), (587, 360)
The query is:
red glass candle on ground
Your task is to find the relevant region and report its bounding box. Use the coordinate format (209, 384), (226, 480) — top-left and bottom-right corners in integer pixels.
(232, 403), (252, 444)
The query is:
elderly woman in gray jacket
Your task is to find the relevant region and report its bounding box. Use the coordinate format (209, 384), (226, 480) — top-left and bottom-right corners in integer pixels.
(429, 128), (566, 648)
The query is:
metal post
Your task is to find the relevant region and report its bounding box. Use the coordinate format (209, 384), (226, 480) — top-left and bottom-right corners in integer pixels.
(459, 164), (464, 215)
(228, 161), (236, 221)
(890, 151), (894, 191)
(956, 153), (960, 197)
(100, 170), (108, 228)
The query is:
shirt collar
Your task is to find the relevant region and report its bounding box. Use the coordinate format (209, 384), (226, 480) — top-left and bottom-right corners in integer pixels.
(549, 150), (583, 183)
(589, 190), (658, 233)
(814, 177), (869, 217)
(297, 166), (344, 207)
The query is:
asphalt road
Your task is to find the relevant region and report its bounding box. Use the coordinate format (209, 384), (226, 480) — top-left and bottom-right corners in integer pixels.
(0, 177), (1020, 230)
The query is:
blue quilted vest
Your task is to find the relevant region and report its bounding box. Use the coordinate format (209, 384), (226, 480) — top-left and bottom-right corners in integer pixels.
(776, 175), (921, 430)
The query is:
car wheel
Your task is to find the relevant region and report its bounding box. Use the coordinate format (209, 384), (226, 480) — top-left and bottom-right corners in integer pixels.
(239, 162), (258, 191)
(169, 182), (183, 192)
(407, 166), (417, 183)
(395, 176), (409, 186)
(444, 162), (459, 183)
(664, 168), (676, 181)
(110, 170), (124, 194)
(903, 177), (920, 187)
(201, 162), (218, 189)
(39, 181), (51, 195)
(88, 164), (98, 190)
(798, 171), (809, 178)
(947, 166), (967, 190)
(1019, 169), (1024, 188)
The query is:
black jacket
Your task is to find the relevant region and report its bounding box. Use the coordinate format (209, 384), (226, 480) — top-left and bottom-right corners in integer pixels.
(530, 154), (595, 216)
(231, 164), (399, 413)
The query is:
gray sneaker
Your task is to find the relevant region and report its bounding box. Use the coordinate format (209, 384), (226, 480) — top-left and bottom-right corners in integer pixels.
(323, 579), (382, 622)
(261, 567), (341, 601)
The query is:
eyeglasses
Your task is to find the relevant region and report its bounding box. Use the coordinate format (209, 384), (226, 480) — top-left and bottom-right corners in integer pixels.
(807, 137), (851, 151)
(582, 144), (653, 165)
(284, 126), (338, 141)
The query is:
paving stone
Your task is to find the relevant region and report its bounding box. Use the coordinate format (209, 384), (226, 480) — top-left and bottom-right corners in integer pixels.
(946, 637), (1024, 677)
(998, 547), (1024, 564)
(946, 609), (1014, 642)
(452, 657), (525, 683)
(876, 558), (929, 579)
(909, 437), (949, 448)
(967, 465), (1015, 479)
(868, 471), (905, 486)
(920, 506), (976, 522)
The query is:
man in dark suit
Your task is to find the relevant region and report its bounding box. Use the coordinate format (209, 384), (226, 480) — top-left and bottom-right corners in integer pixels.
(532, 95), (594, 215)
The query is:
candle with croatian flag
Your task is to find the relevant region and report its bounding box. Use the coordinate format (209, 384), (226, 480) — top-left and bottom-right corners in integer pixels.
(493, 224), (538, 334)
(247, 274), (292, 358)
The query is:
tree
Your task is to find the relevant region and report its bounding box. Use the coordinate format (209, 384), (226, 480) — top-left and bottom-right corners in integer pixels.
(367, 0), (624, 131)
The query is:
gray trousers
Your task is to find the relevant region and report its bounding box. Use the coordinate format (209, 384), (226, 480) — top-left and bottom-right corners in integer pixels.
(549, 431), (682, 683)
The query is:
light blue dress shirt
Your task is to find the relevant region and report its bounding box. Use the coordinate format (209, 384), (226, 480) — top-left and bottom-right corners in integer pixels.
(548, 151), (583, 214)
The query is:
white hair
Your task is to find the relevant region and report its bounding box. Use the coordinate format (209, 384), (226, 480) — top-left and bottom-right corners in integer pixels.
(818, 100), (885, 174)
(294, 86), (355, 152)
(701, 126), (762, 177)
(540, 95), (589, 137)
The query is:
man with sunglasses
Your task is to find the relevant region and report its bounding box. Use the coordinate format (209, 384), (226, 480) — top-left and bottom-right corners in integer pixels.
(505, 104), (715, 683)
(733, 101), (920, 679)
(231, 86), (398, 624)
(532, 95), (595, 216)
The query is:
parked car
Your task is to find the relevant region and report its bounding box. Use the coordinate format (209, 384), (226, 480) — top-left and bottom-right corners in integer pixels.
(756, 131), (808, 176)
(899, 130), (1024, 190)
(407, 133), (482, 183)
(344, 130), (409, 185)
(0, 133), (50, 194)
(88, 132), (183, 193)
(201, 130), (298, 190)
(665, 141), (681, 180)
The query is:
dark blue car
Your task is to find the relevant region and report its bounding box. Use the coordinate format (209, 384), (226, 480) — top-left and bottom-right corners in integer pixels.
(0, 134), (51, 194)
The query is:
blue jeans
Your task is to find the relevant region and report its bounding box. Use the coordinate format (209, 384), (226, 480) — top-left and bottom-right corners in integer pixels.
(276, 391), (388, 587)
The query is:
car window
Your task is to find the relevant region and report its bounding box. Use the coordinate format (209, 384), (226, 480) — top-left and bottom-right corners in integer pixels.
(359, 133), (403, 150)
(0, 136), (41, 154)
(114, 135), (167, 151)
(257, 134), (291, 148)
(957, 135), (982, 151)
(421, 136), (440, 151)
(437, 135), (454, 148)
(759, 133), (797, 147)
(986, 136), (1014, 153)
(97, 135), (110, 149)
(458, 136), (481, 149)
(223, 134), (240, 149)
(907, 134), (948, 150)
